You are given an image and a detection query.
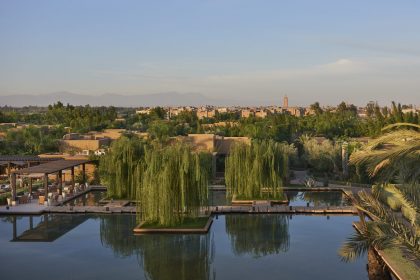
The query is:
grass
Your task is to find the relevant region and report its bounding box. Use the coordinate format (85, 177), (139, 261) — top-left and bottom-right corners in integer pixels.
(382, 247), (420, 280)
(140, 217), (210, 229)
(234, 192), (287, 201)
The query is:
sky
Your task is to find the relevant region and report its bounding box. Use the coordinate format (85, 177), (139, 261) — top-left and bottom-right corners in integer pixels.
(0, 0), (420, 106)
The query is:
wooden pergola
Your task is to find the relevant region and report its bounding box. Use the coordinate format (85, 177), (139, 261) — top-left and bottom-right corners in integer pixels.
(11, 159), (93, 200)
(0, 155), (62, 177)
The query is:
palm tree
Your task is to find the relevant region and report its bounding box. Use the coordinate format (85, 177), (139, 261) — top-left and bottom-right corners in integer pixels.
(349, 123), (420, 183)
(339, 123), (420, 263)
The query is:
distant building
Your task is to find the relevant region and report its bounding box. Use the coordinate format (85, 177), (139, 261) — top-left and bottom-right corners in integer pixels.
(284, 107), (305, 117)
(357, 109), (368, 118)
(93, 129), (125, 140)
(173, 134), (250, 155)
(255, 110), (269, 118)
(196, 109), (217, 119)
(174, 134), (251, 177)
(241, 109), (255, 118)
(283, 95), (289, 108)
(402, 108), (417, 114)
(60, 133), (111, 155)
(136, 108), (151, 115)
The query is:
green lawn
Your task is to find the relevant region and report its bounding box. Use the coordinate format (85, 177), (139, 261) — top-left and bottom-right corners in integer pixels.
(140, 217), (210, 229)
(235, 192), (287, 201)
(382, 247), (420, 280)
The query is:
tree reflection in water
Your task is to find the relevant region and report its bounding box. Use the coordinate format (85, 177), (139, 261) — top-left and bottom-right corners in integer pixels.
(137, 233), (215, 280)
(286, 191), (351, 207)
(100, 214), (140, 257)
(225, 214), (290, 258)
(99, 214), (215, 280)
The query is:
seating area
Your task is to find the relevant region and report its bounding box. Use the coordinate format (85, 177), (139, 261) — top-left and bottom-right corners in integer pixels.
(5, 182), (89, 207)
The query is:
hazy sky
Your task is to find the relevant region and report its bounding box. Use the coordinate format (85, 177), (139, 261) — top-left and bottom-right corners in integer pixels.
(1, 0), (420, 106)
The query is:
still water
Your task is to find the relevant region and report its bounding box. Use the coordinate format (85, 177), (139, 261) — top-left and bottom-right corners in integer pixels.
(209, 190), (351, 207)
(0, 214), (367, 280)
(286, 190), (352, 207)
(64, 190), (107, 206)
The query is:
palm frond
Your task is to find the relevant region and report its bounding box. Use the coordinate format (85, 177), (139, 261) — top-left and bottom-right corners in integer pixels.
(345, 190), (420, 260)
(340, 221), (399, 262)
(349, 129), (420, 182)
(382, 123), (420, 131)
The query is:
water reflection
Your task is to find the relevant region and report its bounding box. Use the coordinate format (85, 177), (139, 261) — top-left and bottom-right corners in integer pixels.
(99, 215), (215, 280)
(137, 233), (214, 280)
(3, 214), (89, 242)
(0, 214), (369, 280)
(100, 215), (139, 257)
(65, 191), (107, 206)
(225, 214), (290, 257)
(286, 191), (351, 207)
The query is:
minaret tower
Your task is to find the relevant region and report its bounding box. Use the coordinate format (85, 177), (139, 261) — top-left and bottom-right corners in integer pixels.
(283, 95), (289, 108)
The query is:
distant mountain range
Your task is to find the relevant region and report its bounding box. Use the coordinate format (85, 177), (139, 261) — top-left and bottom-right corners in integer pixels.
(0, 92), (281, 107)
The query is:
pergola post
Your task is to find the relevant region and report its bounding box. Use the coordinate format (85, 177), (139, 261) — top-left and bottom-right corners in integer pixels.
(58, 170), (63, 195)
(212, 152), (217, 180)
(44, 173), (49, 198)
(71, 167), (75, 188)
(82, 163), (86, 184)
(13, 216), (17, 240)
(27, 162), (31, 196)
(29, 177), (33, 197)
(11, 173), (17, 201)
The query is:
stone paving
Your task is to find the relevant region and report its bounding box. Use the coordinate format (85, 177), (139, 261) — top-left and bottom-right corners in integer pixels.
(0, 200), (47, 215)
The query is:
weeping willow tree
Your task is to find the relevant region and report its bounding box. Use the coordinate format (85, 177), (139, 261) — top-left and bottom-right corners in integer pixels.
(225, 140), (295, 200)
(99, 136), (147, 199)
(137, 233), (214, 280)
(225, 214), (290, 257)
(135, 143), (211, 226)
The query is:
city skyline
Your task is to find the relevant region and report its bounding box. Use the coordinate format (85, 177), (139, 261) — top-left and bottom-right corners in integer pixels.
(1, 0), (419, 106)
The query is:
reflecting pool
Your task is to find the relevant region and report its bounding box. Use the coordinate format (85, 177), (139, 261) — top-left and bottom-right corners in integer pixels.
(286, 190), (352, 207)
(209, 190), (231, 206)
(64, 190), (107, 206)
(209, 190), (351, 207)
(0, 214), (367, 280)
